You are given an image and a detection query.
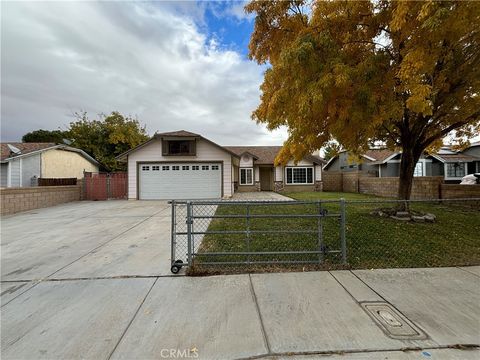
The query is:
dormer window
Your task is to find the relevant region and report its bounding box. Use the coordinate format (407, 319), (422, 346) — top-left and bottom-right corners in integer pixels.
(162, 139), (196, 156)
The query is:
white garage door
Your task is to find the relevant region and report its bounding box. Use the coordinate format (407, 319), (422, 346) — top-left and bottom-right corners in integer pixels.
(138, 163), (222, 200)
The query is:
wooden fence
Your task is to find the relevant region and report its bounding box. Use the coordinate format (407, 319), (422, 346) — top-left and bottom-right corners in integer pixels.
(38, 178), (77, 186)
(83, 172), (127, 200)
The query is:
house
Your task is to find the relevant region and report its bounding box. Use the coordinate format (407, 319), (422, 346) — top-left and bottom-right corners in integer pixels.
(0, 143), (100, 187)
(323, 144), (480, 183)
(116, 130), (325, 200)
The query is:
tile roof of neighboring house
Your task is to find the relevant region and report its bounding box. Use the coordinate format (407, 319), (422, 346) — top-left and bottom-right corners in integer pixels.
(154, 130), (200, 137)
(0, 142), (100, 166)
(364, 149), (398, 162)
(0, 142), (56, 161)
(429, 153), (479, 163)
(324, 149), (398, 169)
(225, 146), (325, 165)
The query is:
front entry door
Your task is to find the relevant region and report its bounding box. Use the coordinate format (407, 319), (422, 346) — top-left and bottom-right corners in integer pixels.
(260, 167), (273, 191)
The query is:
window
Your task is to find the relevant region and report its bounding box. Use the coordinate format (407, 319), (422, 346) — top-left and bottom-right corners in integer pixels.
(162, 140), (195, 156)
(182, 165), (189, 170)
(172, 165), (180, 171)
(202, 165), (209, 170)
(192, 165), (199, 170)
(413, 162), (423, 177)
(152, 165), (160, 171)
(446, 163), (466, 178)
(240, 168), (253, 185)
(212, 165), (219, 170)
(162, 165), (169, 171)
(142, 166), (150, 171)
(285, 167), (313, 184)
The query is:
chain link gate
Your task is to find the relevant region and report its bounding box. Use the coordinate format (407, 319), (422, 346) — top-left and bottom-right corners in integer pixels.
(170, 199), (347, 274)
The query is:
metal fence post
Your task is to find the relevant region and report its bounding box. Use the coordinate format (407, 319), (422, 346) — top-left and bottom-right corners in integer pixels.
(186, 201), (193, 266)
(317, 201), (323, 264)
(246, 204), (251, 264)
(340, 198), (347, 264)
(171, 200), (176, 266)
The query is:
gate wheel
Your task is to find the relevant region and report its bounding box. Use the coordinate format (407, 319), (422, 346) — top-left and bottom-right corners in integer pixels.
(171, 260), (183, 274)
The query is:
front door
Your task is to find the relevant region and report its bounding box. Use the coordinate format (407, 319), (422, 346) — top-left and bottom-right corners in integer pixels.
(260, 167), (273, 191)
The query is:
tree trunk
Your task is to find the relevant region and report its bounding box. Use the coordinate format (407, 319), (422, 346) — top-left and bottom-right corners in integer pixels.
(397, 146), (422, 211)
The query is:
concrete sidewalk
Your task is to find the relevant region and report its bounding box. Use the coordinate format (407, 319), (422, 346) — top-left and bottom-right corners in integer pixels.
(2, 266), (479, 359)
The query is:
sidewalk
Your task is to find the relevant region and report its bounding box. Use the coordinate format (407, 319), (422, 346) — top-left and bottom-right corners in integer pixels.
(1, 266), (479, 359)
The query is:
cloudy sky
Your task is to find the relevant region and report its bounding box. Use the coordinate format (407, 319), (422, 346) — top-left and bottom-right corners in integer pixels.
(1, 1), (288, 145)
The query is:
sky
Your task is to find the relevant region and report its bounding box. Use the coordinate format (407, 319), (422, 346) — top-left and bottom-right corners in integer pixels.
(1, 0), (288, 145)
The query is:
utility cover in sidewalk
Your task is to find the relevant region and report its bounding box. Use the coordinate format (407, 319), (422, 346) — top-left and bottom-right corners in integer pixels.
(361, 302), (427, 340)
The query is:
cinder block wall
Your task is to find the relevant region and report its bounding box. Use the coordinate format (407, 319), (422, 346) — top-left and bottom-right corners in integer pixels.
(323, 172), (343, 192)
(441, 184), (480, 199)
(1, 184), (82, 215)
(359, 176), (444, 199)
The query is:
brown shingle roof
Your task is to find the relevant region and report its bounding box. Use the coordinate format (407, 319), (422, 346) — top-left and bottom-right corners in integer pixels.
(1, 142), (56, 161)
(155, 130), (200, 137)
(364, 149), (398, 162)
(432, 153), (479, 162)
(226, 146), (283, 164)
(225, 146), (325, 165)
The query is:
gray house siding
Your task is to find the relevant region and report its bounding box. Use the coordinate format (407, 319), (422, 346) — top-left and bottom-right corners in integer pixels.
(326, 157), (341, 171)
(328, 152), (377, 174)
(463, 146), (480, 173)
(1, 163), (8, 187)
(379, 162), (399, 177)
(338, 152), (358, 172)
(21, 154), (41, 187)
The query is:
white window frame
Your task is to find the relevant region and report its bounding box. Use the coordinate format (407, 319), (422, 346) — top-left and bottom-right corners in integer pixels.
(239, 167), (254, 185)
(444, 162), (468, 180)
(285, 166), (314, 185)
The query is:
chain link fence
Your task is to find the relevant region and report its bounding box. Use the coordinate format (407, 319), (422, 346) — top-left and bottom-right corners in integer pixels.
(170, 197), (480, 275)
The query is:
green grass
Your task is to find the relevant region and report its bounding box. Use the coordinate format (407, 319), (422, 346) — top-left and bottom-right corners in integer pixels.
(191, 192), (480, 274)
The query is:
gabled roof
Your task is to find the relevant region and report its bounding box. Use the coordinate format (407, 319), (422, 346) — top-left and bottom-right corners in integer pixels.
(364, 149), (398, 163)
(323, 149), (398, 169)
(428, 153), (479, 163)
(116, 130), (240, 161)
(0, 142), (100, 166)
(155, 130), (200, 137)
(225, 146), (325, 165)
(1, 142), (56, 161)
(225, 146), (283, 165)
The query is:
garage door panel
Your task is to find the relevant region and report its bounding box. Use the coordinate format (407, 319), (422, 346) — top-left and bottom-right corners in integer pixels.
(139, 163), (221, 200)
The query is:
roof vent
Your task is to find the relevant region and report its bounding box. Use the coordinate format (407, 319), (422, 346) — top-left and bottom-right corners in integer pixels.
(7, 144), (21, 156)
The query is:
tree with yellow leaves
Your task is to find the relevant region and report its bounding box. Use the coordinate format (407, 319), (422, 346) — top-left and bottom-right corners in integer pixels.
(246, 0), (480, 202)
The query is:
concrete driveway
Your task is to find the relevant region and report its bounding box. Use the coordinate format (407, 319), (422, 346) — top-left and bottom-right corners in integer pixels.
(1, 200), (173, 282)
(1, 201), (479, 359)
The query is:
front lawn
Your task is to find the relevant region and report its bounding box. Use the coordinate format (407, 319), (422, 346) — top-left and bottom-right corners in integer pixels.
(191, 192), (480, 274)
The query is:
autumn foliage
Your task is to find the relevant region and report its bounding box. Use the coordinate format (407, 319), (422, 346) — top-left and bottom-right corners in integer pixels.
(246, 0), (480, 200)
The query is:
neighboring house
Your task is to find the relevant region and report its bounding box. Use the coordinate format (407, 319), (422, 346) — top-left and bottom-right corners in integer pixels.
(116, 130), (325, 200)
(0, 143), (100, 187)
(462, 141), (480, 173)
(323, 144), (480, 183)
